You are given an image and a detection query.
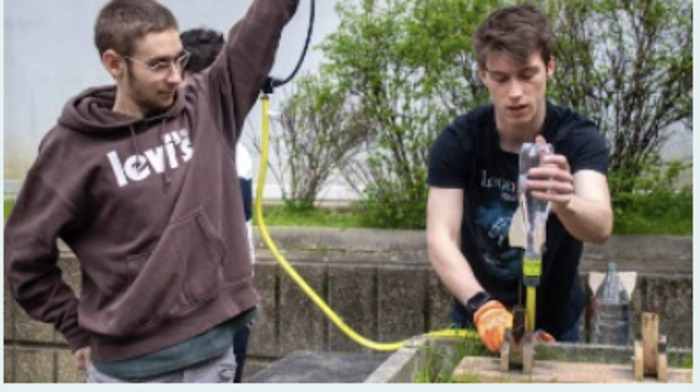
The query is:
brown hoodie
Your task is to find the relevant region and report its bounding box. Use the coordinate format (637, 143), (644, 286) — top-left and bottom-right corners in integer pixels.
(4, 0), (299, 362)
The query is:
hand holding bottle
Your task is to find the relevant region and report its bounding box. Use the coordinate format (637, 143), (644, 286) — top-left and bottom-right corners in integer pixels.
(525, 136), (575, 215)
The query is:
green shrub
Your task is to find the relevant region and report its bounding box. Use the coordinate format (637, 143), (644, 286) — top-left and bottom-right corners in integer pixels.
(320, 0), (505, 229)
(611, 160), (692, 235)
(613, 189), (692, 235)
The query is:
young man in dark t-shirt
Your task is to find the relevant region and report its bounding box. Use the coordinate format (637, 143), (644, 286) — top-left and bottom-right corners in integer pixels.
(427, 3), (613, 353)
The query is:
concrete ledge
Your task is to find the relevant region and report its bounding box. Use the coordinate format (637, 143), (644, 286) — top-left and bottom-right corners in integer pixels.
(249, 351), (390, 383)
(583, 235), (692, 262)
(4, 229), (693, 383)
(365, 337), (426, 383)
(255, 228), (692, 264)
(254, 227), (427, 252)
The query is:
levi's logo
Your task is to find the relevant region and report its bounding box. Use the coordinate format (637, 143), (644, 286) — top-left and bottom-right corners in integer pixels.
(107, 129), (193, 188)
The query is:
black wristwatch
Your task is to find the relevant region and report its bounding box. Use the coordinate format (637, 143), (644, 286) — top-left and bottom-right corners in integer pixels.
(465, 291), (493, 324)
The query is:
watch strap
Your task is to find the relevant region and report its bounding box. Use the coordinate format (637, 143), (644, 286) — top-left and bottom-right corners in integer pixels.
(465, 291), (493, 324)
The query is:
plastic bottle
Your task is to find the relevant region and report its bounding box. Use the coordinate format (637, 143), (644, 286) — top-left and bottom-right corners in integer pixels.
(590, 262), (631, 345)
(518, 143), (553, 286)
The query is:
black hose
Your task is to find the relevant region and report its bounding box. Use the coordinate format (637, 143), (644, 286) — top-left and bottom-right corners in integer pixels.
(264, 0), (316, 93)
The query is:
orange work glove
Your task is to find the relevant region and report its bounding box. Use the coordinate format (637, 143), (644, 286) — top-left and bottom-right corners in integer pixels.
(473, 300), (513, 353)
(533, 329), (556, 343)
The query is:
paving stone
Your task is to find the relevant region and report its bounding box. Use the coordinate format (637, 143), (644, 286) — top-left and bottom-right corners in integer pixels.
(248, 263), (279, 358)
(4, 346), (15, 383)
(377, 267), (427, 342)
(14, 306), (55, 344)
(11, 253), (80, 345)
(278, 264), (328, 354)
(53, 257), (81, 347)
(426, 272), (453, 331)
(633, 276), (693, 348)
(5, 283), (15, 341)
(250, 351), (390, 383)
(56, 349), (85, 383)
(241, 358), (272, 382)
(328, 265), (377, 352)
(15, 347), (54, 383)
(57, 256), (81, 293)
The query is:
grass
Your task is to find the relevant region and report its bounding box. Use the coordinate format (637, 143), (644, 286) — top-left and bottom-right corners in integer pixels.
(257, 193), (693, 235)
(679, 354), (693, 369)
(612, 190), (692, 235)
(4, 198), (14, 221)
(4, 192), (693, 236)
(3, 198), (366, 228)
(414, 336), (490, 383)
(254, 204), (368, 228)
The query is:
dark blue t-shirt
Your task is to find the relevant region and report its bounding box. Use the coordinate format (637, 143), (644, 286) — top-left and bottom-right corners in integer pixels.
(427, 101), (609, 338)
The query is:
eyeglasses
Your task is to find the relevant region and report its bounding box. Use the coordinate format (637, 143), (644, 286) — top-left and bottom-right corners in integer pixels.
(123, 51), (192, 76)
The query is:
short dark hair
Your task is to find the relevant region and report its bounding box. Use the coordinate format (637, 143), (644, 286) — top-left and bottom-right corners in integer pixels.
(473, 3), (552, 71)
(180, 28), (225, 74)
(94, 0), (179, 57)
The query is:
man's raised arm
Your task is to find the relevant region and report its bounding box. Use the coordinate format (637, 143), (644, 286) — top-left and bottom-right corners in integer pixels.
(202, 0), (300, 144)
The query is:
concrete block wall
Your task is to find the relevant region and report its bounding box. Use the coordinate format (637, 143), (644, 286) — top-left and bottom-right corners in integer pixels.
(4, 255), (87, 383)
(3, 230), (693, 383)
(246, 255), (693, 376)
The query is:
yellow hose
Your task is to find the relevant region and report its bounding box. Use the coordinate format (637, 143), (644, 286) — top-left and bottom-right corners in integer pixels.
(526, 286), (536, 331)
(523, 257), (540, 331)
(254, 96), (477, 351)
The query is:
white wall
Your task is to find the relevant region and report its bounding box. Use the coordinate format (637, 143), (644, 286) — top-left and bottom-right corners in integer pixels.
(3, 0), (360, 200)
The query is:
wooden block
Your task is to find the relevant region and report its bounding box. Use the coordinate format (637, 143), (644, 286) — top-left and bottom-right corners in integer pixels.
(522, 331), (534, 375)
(499, 323), (534, 375)
(510, 337), (524, 369)
(509, 306), (526, 370)
(500, 332), (510, 372)
(452, 356), (693, 383)
(642, 313), (659, 376)
(657, 335), (668, 382)
(633, 338), (644, 382)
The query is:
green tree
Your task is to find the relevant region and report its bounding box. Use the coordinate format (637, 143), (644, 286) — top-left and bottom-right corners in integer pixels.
(547, 0), (692, 196)
(289, 0), (691, 229)
(321, 0), (508, 228)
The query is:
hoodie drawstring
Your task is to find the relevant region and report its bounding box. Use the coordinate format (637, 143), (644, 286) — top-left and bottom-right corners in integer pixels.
(129, 125), (142, 163)
(130, 123), (171, 193)
(158, 119), (172, 191)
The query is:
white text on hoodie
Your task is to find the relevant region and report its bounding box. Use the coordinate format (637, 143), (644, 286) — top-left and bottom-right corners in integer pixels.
(107, 129), (193, 188)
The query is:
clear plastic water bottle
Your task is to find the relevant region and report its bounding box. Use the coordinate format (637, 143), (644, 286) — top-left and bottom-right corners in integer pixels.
(518, 143), (553, 287)
(591, 262), (631, 345)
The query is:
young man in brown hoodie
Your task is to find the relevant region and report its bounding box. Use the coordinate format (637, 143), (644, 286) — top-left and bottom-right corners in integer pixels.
(4, 0), (299, 383)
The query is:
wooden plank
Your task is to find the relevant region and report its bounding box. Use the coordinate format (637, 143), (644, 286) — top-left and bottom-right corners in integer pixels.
(642, 312), (659, 376)
(657, 335), (668, 382)
(633, 338), (644, 381)
(452, 356), (692, 383)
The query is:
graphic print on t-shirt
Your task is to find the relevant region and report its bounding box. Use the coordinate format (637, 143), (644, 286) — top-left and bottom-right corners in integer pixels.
(474, 169), (522, 281)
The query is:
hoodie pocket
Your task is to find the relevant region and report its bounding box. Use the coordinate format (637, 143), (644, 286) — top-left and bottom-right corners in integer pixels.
(106, 208), (225, 335)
